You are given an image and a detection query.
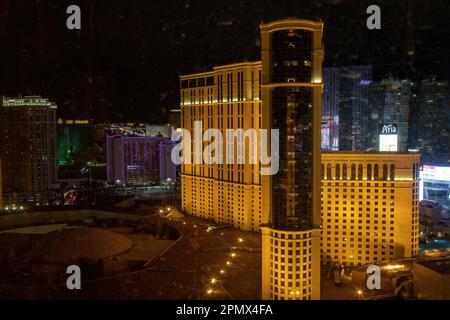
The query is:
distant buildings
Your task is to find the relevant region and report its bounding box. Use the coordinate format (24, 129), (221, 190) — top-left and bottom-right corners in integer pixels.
(57, 119), (94, 166)
(321, 71), (450, 161)
(0, 96), (57, 204)
(420, 164), (450, 216)
(409, 78), (450, 164)
(106, 135), (177, 186)
(338, 65), (373, 151)
(103, 123), (147, 137)
(366, 79), (413, 152)
(321, 65), (375, 152)
(419, 200), (443, 237)
(159, 140), (178, 183)
(145, 124), (172, 138)
(322, 67), (339, 151)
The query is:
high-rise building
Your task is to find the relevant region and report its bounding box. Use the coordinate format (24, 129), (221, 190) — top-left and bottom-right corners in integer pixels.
(0, 96), (57, 204)
(366, 79), (413, 152)
(57, 118), (94, 166)
(179, 61), (266, 231)
(159, 140), (178, 184)
(322, 67), (340, 151)
(106, 135), (174, 186)
(259, 19), (324, 300)
(338, 65), (373, 151)
(409, 78), (450, 164)
(321, 152), (420, 267)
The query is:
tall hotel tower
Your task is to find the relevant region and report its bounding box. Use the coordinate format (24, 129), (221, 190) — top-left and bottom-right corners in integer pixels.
(0, 96), (57, 203)
(260, 20), (324, 300)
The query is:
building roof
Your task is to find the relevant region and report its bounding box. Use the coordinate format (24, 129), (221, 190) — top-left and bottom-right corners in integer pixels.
(415, 259), (450, 275)
(180, 61), (261, 79)
(321, 151), (421, 160)
(419, 200), (442, 208)
(26, 227), (133, 264)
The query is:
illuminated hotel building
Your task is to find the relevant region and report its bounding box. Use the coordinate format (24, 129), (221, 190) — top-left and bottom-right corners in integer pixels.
(0, 96), (57, 203)
(179, 61), (266, 231)
(107, 135), (173, 186)
(321, 152), (421, 266)
(259, 19), (324, 300)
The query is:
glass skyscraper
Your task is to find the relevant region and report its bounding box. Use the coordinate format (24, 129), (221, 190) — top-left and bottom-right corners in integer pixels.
(261, 19), (323, 300)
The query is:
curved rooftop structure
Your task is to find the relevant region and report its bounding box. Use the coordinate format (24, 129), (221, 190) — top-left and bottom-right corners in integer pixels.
(26, 227), (132, 264)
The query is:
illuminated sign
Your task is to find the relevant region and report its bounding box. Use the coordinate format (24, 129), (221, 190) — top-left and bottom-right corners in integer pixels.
(379, 124), (398, 152)
(379, 124), (397, 135)
(422, 165), (450, 181)
(60, 119), (90, 125)
(379, 134), (398, 151)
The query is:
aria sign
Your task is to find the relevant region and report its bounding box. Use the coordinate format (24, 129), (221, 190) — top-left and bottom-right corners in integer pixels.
(379, 124), (398, 152)
(379, 124), (397, 135)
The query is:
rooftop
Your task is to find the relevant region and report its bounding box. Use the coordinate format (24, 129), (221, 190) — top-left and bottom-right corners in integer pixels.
(415, 259), (450, 275)
(1, 96), (57, 108)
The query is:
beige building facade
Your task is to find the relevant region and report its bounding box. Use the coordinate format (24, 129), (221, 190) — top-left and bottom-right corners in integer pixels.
(321, 152), (421, 267)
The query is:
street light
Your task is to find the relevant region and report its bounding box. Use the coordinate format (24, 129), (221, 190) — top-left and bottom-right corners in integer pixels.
(356, 289), (364, 299)
(211, 278), (217, 284)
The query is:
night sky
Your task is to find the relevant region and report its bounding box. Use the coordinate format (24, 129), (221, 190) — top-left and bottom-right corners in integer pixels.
(0, 0), (449, 122)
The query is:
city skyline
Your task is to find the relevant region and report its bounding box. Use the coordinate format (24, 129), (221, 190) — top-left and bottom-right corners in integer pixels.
(0, 2), (450, 304)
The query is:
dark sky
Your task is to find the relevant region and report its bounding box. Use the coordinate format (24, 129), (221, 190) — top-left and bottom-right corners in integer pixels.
(0, 0), (449, 122)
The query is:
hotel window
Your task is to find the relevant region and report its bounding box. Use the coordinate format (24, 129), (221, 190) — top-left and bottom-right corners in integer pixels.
(335, 163), (340, 180)
(327, 163), (332, 179)
(390, 164), (395, 180)
(383, 164), (388, 180)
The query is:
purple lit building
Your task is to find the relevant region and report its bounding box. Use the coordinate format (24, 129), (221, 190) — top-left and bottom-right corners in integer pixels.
(106, 135), (177, 186)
